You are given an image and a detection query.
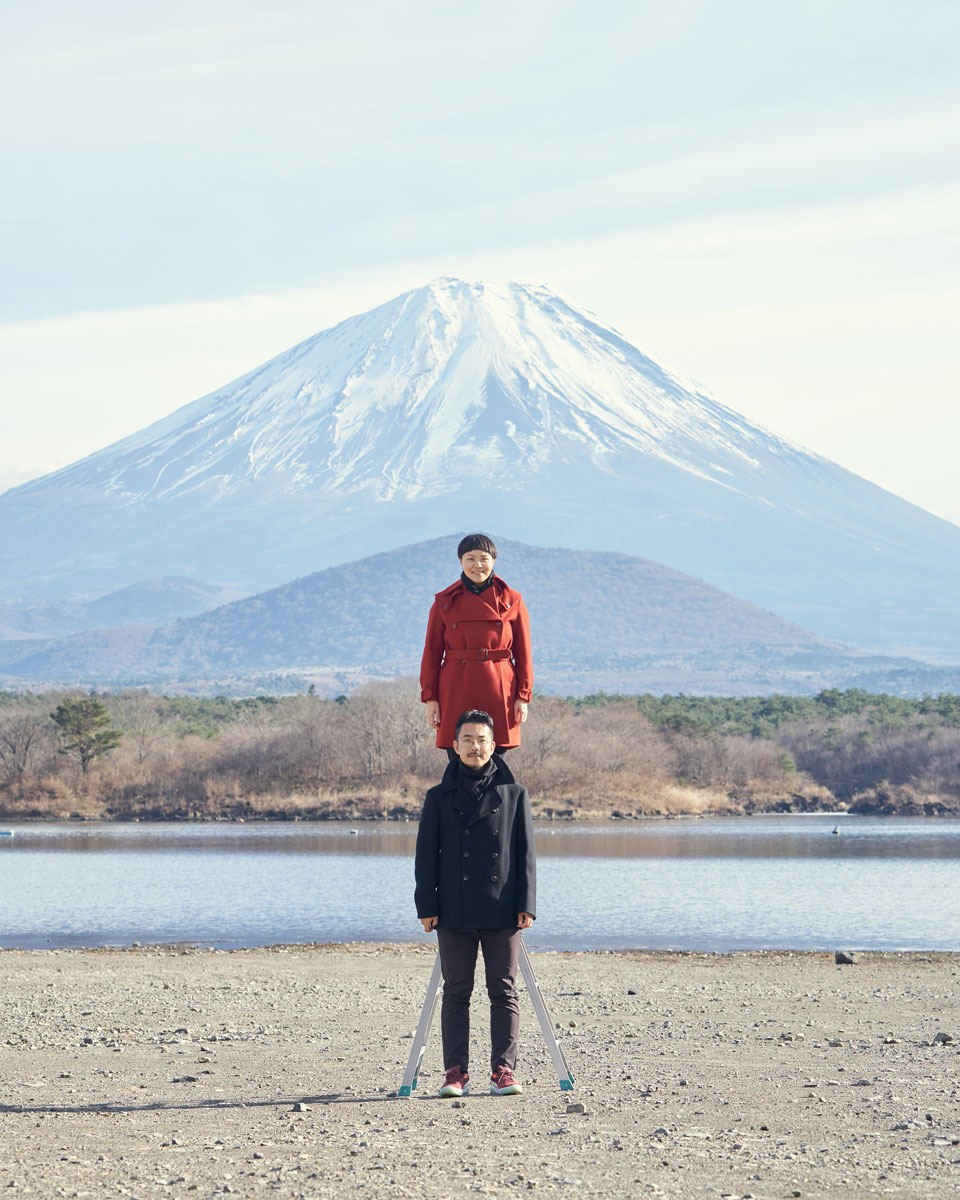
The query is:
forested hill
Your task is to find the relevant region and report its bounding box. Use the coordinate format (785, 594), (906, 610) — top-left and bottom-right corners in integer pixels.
(8, 537), (958, 697)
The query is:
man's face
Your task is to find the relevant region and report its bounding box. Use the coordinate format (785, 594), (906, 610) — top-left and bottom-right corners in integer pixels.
(460, 550), (495, 585)
(454, 722), (495, 768)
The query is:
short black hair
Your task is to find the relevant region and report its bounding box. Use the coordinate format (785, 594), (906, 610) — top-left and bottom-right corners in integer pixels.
(455, 709), (495, 738)
(457, 533), (498, 560)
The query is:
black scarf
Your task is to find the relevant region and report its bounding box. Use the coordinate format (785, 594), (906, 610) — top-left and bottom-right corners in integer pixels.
(461, 570), (496, 595)
(457, 757), (497, 810)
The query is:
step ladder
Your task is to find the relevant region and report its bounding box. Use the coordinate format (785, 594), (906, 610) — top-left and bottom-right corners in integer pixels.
(398, 939), (574, 1097)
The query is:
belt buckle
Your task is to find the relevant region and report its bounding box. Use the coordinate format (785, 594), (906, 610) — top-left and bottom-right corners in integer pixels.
(479, 648), (488, 660)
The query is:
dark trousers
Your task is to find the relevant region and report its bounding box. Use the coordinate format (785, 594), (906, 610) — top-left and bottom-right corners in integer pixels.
(436, 926), (521, 1075)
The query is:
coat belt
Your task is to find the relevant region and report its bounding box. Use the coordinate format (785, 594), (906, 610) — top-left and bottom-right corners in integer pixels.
(448, 648), (512, 662)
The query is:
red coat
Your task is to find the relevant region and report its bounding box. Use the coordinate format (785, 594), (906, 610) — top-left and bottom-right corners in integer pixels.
(420, 576), (533, 749)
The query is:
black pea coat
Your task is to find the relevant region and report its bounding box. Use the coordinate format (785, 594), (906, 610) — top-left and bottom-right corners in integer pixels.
(414, 756), (536, 930)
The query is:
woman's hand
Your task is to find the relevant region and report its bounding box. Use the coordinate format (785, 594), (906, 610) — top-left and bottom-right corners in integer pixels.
(514, 699), (529, 725)
(425, 700), (441, 730)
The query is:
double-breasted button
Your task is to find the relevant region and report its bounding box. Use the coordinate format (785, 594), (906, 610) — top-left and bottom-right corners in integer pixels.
(463, 851), (469, 858)
(491, 851), (498, 858)
(490, 874), (498, 881)
(463, 874), (469, 881)
(464, 829), (470, 836)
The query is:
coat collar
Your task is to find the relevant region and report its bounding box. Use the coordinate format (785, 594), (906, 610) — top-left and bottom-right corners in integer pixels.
(435, 576), (520, 619)
(439, 753), (515, 790)
(440, 754), (515, 825)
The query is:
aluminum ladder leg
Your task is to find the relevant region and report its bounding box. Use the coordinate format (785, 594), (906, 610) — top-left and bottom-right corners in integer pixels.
(517, 939), (575, 1091)
(397, 954), (443, 1097)
(397, 941), (574, 1097)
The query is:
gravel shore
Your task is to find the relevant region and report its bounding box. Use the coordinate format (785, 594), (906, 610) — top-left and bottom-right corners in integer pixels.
(1, 944), (958, 1199)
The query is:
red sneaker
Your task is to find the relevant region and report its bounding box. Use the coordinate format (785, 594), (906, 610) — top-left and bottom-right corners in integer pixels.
(439, 1066), (469, 1097)
(490, 1066), (522, 1095)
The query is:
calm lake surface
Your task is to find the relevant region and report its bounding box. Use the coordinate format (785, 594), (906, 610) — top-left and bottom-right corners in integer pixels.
(1, 814), (958, 952)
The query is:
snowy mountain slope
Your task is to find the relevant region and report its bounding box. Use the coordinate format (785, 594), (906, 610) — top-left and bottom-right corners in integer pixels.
(10, 279), (811, 503)
(2, 278), (959, 655)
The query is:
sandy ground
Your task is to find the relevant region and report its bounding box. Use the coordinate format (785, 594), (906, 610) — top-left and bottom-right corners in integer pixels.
(1, 944), (958, 1200)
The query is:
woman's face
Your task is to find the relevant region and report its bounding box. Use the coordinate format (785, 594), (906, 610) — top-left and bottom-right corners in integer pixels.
(460, 550), (495, 584)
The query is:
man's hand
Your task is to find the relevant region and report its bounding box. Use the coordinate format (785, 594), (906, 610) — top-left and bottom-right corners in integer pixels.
(514, 699), (528, 725)
(425, 701), (441, 730)
(420, 916), (438, 932)
(517, 912), (534, 929)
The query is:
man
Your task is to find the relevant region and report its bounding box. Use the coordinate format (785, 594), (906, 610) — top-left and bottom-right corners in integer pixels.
(414, 709), (536, 1097)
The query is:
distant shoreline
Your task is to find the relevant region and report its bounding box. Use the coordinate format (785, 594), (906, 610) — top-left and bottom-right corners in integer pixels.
(3, 798), (959, 824)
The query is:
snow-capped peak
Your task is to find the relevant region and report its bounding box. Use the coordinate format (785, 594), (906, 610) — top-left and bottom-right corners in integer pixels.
(14, 278), (813, 504)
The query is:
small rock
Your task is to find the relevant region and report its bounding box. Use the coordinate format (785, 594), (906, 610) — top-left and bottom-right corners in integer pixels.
(852, 1078), (871, 1087)
(652, 1126), (670, 1137)
(882, 1034), (899, 1044)
(565, 1102), (585, 1114)
(627, 989), (636, 996)
(292, 1102), (309, 1112)
(834, 951), (857, 965)
(828, 1038), (843, 1047)
(932, 1031), (955, 1045)
(568, 1021), (577, 1028)
(451, 1099), (466, 1108)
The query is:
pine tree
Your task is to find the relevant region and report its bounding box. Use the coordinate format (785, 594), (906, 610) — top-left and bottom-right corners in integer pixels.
(50, 697), (121, 773)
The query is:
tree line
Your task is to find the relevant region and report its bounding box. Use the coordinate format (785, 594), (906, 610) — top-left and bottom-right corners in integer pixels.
(0, 684), (958, 820)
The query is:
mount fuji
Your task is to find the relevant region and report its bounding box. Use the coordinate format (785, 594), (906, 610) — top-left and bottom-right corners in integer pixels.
(3, 278), (959, 656)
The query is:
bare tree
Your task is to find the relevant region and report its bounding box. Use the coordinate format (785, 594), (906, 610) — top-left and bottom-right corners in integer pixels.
(344, 679), (431, 783)
(0, 706), (51, 788)
(110, 691), (167, 771)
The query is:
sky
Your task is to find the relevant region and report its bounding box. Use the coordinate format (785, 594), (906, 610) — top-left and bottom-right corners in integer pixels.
(3, 0), (959, 522)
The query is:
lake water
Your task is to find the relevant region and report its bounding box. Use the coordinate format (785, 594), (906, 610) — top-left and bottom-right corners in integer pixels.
(1, 814), (958, 952)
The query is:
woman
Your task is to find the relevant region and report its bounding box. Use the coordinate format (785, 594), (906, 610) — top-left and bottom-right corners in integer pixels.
(420, 534), (532, 751)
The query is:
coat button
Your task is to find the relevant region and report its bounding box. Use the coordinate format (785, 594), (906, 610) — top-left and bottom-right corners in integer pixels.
(463, 851), (469, 858)
(463, 875), (469, 881)
(491, 852), (498, 858)
(452, 622), (457, 629)
(490, 875), (498, 881)
(492, 829), (499, 835)
(464, 830), (470, 836)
